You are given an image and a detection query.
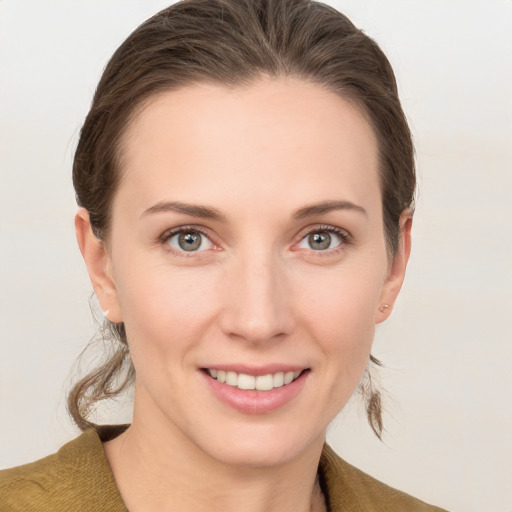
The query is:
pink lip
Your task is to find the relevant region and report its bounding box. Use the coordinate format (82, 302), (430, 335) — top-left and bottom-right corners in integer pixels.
(201, 369), (309, 414)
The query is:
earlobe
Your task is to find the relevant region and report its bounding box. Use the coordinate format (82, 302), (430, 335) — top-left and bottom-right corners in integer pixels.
(376, 212), (413, 324)
(75, 208), (122, 323)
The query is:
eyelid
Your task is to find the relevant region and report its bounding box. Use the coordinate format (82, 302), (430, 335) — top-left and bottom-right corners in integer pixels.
(157, 223), (351, 257)
(292, 224), (352, 253)
(158, 225), (220, 255)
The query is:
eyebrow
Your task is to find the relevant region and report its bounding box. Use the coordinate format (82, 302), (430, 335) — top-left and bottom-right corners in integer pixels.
(141, 199), (367, 222)
(141, 201), (227, 222)
(293, 200), (367, 219)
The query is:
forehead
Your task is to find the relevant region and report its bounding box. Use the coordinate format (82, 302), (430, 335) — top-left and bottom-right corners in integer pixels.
(116, 78), (380, 217)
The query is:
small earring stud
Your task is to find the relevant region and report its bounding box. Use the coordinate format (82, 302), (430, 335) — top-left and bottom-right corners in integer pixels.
(102, 309), (110, 318)
(379, 304), (390, 312)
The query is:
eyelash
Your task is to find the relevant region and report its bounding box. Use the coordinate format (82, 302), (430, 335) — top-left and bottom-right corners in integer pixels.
(294, 225), (352, 257)
(159, 225), (216, 257)
(158, 224), (352, 257)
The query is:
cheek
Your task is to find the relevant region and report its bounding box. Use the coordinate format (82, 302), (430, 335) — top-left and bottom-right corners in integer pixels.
(291, 266), (382, 423)
(297, 264), (383, 363)
(113, 259), (220, 362)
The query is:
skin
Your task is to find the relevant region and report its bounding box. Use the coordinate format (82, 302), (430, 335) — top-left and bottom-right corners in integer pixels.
(76, 77), (411, 512)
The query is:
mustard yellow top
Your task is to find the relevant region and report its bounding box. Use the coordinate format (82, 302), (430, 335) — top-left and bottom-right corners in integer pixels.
(0, 426), (448, 511)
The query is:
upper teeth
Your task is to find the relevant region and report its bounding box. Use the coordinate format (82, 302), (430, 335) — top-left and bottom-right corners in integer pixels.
(208, 369), (302, 391)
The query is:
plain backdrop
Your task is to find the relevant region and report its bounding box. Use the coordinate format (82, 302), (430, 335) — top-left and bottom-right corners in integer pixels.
(1, 1), (511, 511)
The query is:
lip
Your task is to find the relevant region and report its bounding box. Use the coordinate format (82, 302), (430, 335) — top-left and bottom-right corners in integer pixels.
(202, 364), (306, 376)
(201, 367), (309, 414)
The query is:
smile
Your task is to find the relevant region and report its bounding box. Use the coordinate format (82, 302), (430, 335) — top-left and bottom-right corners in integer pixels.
(207, 369), (303, 391)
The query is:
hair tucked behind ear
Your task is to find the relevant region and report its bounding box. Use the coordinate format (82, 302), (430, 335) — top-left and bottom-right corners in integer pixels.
(68, 319), (134, 431)
(69, 0), (415, 437)
(361, 355), (384, 439)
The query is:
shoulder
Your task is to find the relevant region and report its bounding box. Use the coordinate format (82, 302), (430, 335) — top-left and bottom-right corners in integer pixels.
(320, 444), (449, 512)
(0, 428), (126, 512)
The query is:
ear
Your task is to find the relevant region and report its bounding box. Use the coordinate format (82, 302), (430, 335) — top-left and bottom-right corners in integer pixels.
(375, 212), (413, 324)
(75, 208), (123, 323)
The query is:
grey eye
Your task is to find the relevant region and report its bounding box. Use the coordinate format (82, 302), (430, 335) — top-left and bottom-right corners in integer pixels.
(298, 230), (343, 251)
(308, 232), (331, 250)
(167, 230), (212, 252)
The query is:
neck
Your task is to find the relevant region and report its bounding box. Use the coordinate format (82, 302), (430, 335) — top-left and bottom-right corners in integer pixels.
(103, 391), (327, 512)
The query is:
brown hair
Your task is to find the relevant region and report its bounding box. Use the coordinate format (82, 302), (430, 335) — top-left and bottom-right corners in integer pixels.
(69, 0), (415, 438)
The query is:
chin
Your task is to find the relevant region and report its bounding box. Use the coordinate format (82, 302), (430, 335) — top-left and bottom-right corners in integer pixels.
(192, 421), (325, 469)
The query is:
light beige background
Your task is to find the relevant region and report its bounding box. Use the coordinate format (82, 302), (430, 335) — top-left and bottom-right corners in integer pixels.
(1, 1), (511, 511)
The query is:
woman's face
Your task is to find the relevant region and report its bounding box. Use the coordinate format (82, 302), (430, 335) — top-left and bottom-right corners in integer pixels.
(79, 78), (410, 467)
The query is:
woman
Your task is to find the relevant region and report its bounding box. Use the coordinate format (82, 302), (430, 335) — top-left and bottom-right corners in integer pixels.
(0, 1), (449, 510)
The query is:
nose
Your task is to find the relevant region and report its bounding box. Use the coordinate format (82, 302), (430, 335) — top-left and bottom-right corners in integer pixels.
(218, 249), (295, 344)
